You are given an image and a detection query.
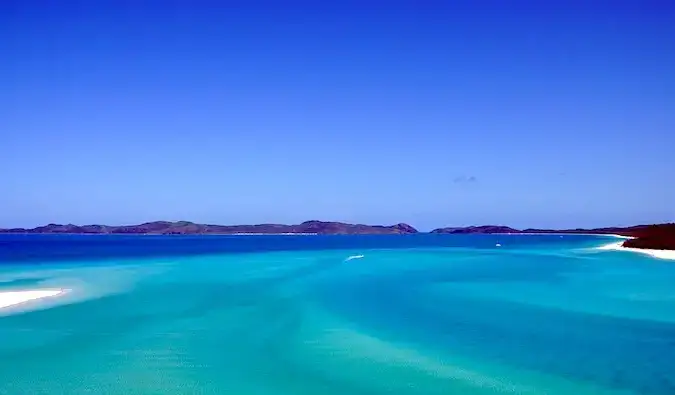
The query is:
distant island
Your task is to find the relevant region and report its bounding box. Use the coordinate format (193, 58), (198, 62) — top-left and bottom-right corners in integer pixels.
(1, 221), (673, 251)
(0, 220), (419, 235)
(429, 224), (657, 236)
(430, 223), (675, 251)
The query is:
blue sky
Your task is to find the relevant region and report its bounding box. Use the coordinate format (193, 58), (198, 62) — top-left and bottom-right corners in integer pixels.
(2, 1), (674, 230)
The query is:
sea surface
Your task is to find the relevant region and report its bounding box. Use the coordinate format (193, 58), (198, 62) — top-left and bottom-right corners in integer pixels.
(1, 234), (675, 395)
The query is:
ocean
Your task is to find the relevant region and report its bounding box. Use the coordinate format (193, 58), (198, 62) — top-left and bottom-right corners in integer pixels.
(1, 234), (674, 395)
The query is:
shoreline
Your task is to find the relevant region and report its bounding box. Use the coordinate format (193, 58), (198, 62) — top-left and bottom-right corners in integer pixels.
(0, 289), (67, 310)
(597, 240), (675, 261)
(511, 233), (631, 238)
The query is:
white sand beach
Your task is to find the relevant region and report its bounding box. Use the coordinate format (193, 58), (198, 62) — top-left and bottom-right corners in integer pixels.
(0, 289), (66, 309)
(597, 241), (675, 261)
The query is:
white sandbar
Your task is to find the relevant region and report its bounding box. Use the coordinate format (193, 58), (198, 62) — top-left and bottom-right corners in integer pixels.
(597, 241), (675, 261)
(0, 289), (66, 309)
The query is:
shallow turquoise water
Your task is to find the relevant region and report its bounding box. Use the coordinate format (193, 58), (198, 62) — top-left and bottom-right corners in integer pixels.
(1, 234), (674, 394)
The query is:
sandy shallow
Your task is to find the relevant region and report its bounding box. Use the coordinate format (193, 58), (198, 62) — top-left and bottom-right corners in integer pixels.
(0, 289), (66, 309)
(597, 240), (675, 261)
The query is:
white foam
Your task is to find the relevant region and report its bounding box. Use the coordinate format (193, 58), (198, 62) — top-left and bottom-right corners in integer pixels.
(0, 289), (66, 309)
(344, 254), (365, 262)
(597, 241), (675, 261)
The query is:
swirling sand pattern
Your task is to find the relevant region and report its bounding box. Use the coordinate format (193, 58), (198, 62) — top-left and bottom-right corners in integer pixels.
(1, 235), (674, 394)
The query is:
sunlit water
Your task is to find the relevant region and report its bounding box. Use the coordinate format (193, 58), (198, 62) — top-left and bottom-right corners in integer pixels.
(1, 234), (674, 395)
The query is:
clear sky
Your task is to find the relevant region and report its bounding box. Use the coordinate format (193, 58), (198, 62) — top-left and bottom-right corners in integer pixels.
(2, 1), (674, 230)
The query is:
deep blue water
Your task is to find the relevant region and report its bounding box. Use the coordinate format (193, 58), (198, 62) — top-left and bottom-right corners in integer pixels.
(1, 234), (674, 395)
(0, 233), (605, 263)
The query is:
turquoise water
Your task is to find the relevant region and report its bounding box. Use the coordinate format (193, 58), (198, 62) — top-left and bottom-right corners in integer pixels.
(1, 234), (674, 394)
